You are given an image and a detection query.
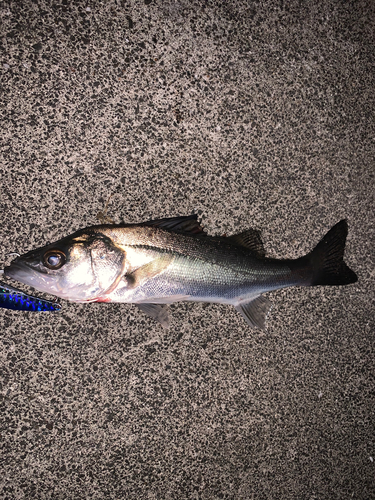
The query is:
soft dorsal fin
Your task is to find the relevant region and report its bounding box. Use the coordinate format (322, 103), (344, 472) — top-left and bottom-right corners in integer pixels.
(228, 229), (266, 257)
(141, 214), (206, 235)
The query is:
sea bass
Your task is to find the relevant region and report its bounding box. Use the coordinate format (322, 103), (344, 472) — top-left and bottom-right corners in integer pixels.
(4, 216), (357, 328)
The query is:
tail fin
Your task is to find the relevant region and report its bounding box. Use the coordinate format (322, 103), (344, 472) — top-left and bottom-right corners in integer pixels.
(308, 220), (357, 286)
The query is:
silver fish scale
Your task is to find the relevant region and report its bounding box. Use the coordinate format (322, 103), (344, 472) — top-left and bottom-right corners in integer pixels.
(109, 251), (294, 305)
(96, 225), (270, 274)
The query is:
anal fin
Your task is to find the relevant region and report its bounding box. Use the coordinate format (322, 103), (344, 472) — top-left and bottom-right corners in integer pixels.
(235, 295), (272, 330)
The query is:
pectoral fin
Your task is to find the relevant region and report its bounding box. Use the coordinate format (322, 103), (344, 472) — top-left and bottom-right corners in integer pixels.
(135, 303), (170, 328)
(125, 255), (174, 289)
(235, 295), (272, 330)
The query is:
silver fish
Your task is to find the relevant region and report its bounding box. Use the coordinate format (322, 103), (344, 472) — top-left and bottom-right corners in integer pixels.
(4, 216), (357, 328)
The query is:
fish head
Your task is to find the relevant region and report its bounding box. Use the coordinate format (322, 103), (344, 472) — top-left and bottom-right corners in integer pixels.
(4, 229), (126, 302)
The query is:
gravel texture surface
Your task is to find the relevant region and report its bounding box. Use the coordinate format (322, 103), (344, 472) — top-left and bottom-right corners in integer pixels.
(0, 1), (374, 499)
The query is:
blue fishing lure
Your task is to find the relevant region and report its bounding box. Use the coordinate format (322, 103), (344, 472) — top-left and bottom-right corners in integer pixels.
(0, 281), (61, 312)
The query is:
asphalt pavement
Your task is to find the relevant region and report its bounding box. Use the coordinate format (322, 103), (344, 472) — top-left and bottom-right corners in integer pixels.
(0, 1), (374, 499)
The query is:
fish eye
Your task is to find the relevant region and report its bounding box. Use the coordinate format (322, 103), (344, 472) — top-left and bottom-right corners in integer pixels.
(43, 249), (66, 270)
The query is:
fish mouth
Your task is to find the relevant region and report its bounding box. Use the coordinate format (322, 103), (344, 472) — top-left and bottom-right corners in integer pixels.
(4, 261), (103, 304)
(4, 262), (50, 291)
(4, 262), (32, 281)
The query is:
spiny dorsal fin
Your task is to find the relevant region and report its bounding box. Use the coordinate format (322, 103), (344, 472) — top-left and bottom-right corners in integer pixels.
(141, 215), (206, 235)
(228, 229), (265, 257)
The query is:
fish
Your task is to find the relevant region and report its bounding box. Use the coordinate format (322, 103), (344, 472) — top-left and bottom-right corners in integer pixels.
(0, 280), (61, 312)
(4, 215), (357, 328)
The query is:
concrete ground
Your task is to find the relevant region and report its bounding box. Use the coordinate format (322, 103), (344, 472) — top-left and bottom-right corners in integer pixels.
(0, 1), (374, 498)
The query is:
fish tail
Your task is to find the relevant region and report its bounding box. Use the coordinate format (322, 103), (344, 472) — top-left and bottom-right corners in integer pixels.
(306, 219), (357, 286)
